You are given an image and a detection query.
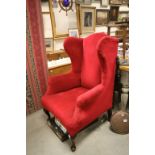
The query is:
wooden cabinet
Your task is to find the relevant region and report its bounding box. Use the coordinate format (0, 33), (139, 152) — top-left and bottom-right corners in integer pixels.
(47, 49), (72, 76)
(47, 50), (69, 61)
(48, 64), (71, 76)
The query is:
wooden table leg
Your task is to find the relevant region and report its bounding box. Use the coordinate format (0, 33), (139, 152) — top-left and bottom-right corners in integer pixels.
(113, 57), (122, 108)
(107, 26), (110, 35)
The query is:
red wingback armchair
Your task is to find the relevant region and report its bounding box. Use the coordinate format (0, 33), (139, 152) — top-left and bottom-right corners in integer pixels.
(42, 32), (118, 151)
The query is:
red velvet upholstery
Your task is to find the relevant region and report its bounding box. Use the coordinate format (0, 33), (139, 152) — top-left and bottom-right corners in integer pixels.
(42, 33), (118, 137)
(81, 33), (106, 88)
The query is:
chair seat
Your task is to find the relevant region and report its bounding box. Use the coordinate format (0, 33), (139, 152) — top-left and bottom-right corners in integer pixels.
(42, 87), (88, 133)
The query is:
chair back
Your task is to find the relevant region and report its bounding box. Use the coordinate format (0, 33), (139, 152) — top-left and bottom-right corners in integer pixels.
(81, 33), (107, 88)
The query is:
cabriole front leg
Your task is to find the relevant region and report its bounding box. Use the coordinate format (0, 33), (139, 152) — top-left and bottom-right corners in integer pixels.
(68, 135), (76, 152)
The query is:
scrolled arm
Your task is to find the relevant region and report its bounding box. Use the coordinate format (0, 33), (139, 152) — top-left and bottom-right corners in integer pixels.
(76, 84), (103, 109)
(77, 36), (118, 109)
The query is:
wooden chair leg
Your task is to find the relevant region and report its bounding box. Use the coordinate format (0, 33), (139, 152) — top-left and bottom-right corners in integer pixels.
(68, 135), (76, 152)
(107, 109), (112, 122)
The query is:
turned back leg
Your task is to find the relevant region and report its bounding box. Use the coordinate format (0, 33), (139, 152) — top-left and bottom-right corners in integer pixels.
(107, 109), (112, 121)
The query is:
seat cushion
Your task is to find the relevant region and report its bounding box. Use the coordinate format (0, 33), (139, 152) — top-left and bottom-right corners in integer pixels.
(42, 87), (88, 133)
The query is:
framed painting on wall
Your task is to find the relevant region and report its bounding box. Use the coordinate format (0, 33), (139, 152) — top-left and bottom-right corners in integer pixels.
(80, 6), (96, 33)
(48, 0), (80, 39)
(109, 6), (119, 22)
(96, 9), (109, 26)
(68, 28), (79, 37)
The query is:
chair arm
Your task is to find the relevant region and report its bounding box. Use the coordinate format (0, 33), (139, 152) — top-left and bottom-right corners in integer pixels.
(45, 72), (81, 95)
(77, 84), (103, 109)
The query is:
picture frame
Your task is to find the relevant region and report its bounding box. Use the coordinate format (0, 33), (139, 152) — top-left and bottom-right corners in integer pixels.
(118, 11), (129, 22)
(80, 6), (96, 34)
(100, 0), (109, 7)
(109, 6), (119, 22)
(48, 0), (80, 39)
(96, 9), (109, 26)
(109, 0), (122, 5)
(68, 28), (79, 37)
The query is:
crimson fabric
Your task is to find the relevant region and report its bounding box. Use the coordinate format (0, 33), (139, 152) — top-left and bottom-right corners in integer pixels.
(42, 33), (118, 137)
(81, 33), (106, 88)
(45, 72), (81, 95)
(42, 87), (88, 135)
(64, 37), (83, 73)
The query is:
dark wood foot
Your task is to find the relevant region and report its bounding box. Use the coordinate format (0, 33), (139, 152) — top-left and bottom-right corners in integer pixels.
(107, 109), (112, 122)
(68, 135), (76, 152)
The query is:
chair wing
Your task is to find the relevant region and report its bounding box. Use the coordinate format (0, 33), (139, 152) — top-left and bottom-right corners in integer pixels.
(64, 37), (83, 73)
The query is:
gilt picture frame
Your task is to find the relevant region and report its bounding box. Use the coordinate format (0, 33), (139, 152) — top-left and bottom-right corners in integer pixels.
(96, 9), (109, 26)
(80, 6), (96, 34)
(68, 28), (79, 37)
(48, 0), (80, 39)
